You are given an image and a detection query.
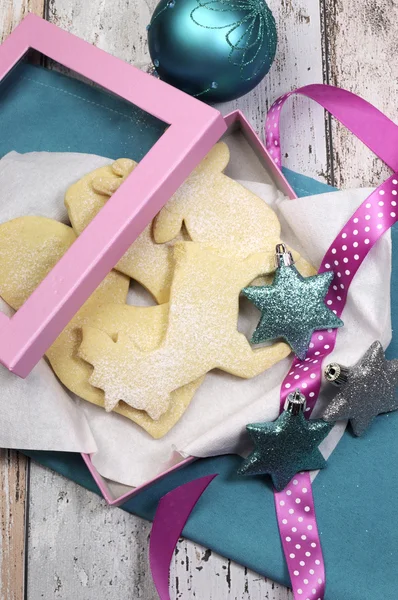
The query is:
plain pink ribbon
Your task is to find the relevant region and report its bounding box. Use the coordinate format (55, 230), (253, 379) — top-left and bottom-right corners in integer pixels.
(149, 474), (217, 600)
(149, 84), (398, 600)
(267, 84), (398, 600)
(265, 84), (398, 172)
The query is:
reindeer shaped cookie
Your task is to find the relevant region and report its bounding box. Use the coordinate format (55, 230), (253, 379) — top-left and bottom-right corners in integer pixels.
(79, 241), (291, 420)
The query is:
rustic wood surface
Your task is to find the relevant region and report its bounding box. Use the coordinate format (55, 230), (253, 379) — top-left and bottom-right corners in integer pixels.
(0, 0), (396, 598)
(27, 466), (294, 599)
(0, 450), (28, 600)
(321, 0), (398, 189)
(0, 0), (43, 42)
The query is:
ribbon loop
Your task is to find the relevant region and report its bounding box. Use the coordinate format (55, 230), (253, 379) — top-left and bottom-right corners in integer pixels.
(274, 173), (398, 600)
(266, 82), (398, 600)
(265, 84), (398, 171)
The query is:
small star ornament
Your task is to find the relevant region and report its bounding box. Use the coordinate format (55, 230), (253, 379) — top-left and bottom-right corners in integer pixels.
(323, 341), (398, 436)
(242, 244), (343, 359)
(238, 390), (333, 491)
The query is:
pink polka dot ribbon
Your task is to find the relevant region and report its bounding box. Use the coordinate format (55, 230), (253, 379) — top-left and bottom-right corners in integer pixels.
(267, 84), (398, 600)
(275, 474), (324, 600)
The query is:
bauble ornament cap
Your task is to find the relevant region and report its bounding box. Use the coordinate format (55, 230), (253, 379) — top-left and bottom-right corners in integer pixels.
(284, 389), (306, 415)
(324, 362), (349, 387)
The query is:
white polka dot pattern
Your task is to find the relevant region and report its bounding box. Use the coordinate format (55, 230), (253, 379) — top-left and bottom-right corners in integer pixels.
(267, 93), (398, 600)
(276, 472), (325, 600)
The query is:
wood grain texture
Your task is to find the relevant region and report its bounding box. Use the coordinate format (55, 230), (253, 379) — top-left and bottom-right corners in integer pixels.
(28, 463), (293, 599)
(0, 450), (28, 600)
(322, 0), (398, 188)
(0, 0), (44, 42)
(28, 464), (156, 599)
(0, 6), (37, 600)
(170, 540), (293, 600)
(47, 0), (153, 66)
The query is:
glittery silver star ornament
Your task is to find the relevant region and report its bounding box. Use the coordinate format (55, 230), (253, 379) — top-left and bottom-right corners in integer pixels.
(238, 390), (333, 491)
(242, 244), (344, 360)
(323, 341), (398, 436)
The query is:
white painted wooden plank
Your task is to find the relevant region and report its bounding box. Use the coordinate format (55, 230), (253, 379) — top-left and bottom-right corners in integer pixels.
(28, 463), (157, 599)
(0, 5), (42, 600)
(47, 0), (153, 67)
(171, 540), (293, 600)
(0, 0), (44, 43)
(28, 462), (293, 599)
(218, 0), (327, 181)
(322, 0), (398, 188)
(0, 450), (28, 600)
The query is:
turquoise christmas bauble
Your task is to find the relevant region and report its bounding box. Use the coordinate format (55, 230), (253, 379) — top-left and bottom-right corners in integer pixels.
(147, 0), (277, 103)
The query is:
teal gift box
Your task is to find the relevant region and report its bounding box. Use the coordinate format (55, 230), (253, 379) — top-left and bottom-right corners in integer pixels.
(1, 43), (398, 600)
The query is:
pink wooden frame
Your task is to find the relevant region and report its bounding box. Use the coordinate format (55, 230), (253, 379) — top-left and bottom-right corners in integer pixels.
(0, 14), (226, 377)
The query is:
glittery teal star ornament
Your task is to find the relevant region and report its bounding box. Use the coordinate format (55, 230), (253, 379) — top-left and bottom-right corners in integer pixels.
(323, 341), (398, 436)
(238, 390), (333, 491)
(242, 244), (343, 360)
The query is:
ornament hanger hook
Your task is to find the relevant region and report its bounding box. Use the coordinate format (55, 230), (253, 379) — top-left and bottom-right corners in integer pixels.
(275, 243), (294, 268)
(284, 388), (306, 415)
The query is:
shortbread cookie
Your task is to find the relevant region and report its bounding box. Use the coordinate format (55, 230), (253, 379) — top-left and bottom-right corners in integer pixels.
(78, 303), (204, 438)
(0, 216), (201, 438)
(65, 158), (186, 303)
(153, 142), (281, 253)
(0, 216), (77, 309)
(0, 217), (129, 312)
(79, 241), (292, 420)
